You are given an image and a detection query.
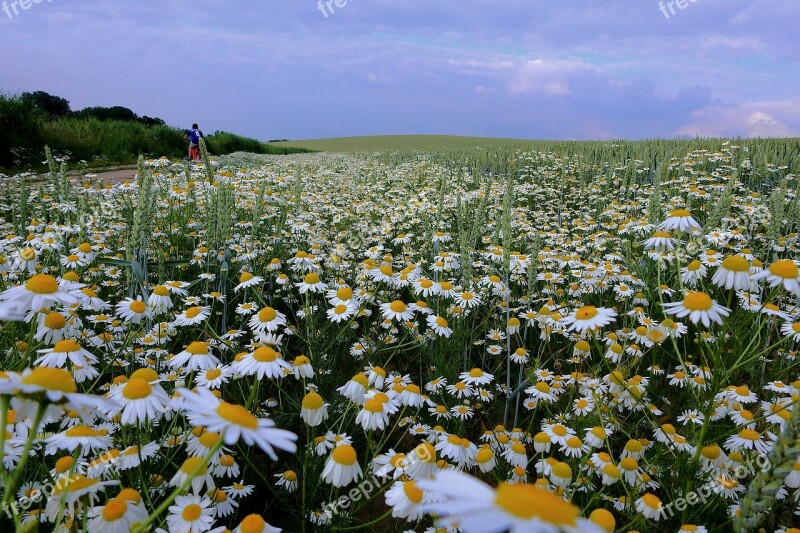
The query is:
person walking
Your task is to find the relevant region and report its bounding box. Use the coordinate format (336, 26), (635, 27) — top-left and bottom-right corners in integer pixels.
(183, 123), (204, 161)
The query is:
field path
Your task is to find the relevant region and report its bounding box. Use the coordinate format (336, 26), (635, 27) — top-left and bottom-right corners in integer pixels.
(87, 169), (137, 185)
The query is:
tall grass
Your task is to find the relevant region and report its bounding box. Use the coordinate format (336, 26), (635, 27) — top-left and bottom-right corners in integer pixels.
(42, 117), (186, 164)
(0, 93), (311, 172)
(0, 93), (44, 167)
(205, 131), (310, 156)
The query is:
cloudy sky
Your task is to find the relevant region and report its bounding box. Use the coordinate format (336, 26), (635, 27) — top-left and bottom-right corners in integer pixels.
(1, 1), (798, 140)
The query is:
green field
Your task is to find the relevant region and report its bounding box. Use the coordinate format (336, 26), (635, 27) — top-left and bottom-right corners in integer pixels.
(272, 134), (538, 152)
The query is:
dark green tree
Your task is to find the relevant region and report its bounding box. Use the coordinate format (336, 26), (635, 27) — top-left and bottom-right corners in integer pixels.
(20, 91), (71, 118)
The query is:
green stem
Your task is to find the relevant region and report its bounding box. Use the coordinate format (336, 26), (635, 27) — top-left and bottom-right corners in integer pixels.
(333, 508), (393, 531)
(132, 439), (222, 532)
(2, 402), (46, 506)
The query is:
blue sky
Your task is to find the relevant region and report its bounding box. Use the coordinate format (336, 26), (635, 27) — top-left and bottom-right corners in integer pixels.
(1, 1), (798, 140)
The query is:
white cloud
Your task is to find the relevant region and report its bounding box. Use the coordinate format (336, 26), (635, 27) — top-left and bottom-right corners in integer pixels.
(676, 98), (800, 137)
(445, 56), (601, 97)
(509, 58), (600, 96)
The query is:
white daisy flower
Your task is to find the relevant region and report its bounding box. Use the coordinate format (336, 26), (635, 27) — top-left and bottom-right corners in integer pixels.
(177, 387), (297, 460)
(417, 469), (600, 532)
(663, 292), (730, 327)
(752, 259), (800, 295)
(321, 444), (362, 487)
(0, 273), (83, 321)
(562, 305), (617, 335)
(379, 300), (414, 322)
(166, 494), (215, 533)
(659, 209), (700, 233)
(711, 255), (751, 291)
(232, 346), (292, 380)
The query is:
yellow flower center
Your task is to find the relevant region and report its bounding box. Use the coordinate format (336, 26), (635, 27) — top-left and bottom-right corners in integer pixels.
(494, 483), (578, 524)
(476, 446), (494, 463)
(682, 292), (713, 311)
(117, 488), (142, 503)
(186, 342), (210, 355)
(21, 367), (77, 393)
(182, 503), (202, 521)
(575, 306), (598, 320)
(240, 515), (267, 533)
(216, 401), (258, 429)
(511, 442), (526, 454)
(552, 462), (572, 479)
(20, 247), (36, 261)
(53, 475), (98, 496)
(55, 456), (74, 473)
(25, 274), (59, 294)
(65, 425), (105, 437)
(642, 493), (662, 510)
(258, 307), (278, 322)
(739, 428), (760, 441)
(130, 368), (159, 382)
(102, 499), (128, 521)
(199, 431), (222, 448)
(129, 300), (147, 313)
(332, 444), (357, 465)
(153, 285), (170, 296)
(302, 392), (325, 410)
(414, 442), (436, 463)
(304, 273), (320, 285)
(336, 287), (352, 300)
(589, 509), (615, 531)
(602, 463), (620, 478)
(334, 304), (347, 314)
(253, 346), (278, 362)
(589, 427), (605, 439)
(722, 255), (749, 272)
(770, 259), (798, 279)
(53, 339), (81, 353)
(389, 300), (407, 313)
(185, 307), (202, 319)
(403, 480), (424, 503)
(363, 398), (384, 413)
(669, 209), (691, 217)
(122, 378), (152, 400)
(180, 457), (207, 475)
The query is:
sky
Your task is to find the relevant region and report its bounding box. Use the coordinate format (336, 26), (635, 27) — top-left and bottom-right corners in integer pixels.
(1, 0), (799, 141)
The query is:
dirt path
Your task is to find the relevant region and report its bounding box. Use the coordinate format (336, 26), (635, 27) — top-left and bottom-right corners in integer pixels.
(82, 169), (138, 186)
